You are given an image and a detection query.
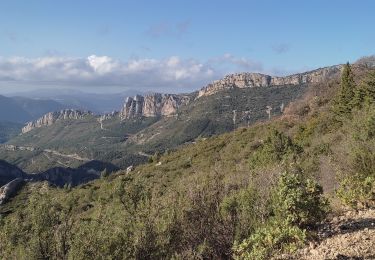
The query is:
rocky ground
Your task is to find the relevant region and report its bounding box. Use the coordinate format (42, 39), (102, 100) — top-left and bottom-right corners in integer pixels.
(282, 209), (375, 259)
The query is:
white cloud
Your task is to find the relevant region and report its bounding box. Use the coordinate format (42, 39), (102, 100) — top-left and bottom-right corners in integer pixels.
(166, 56), (180, 67)
(0, 54), (280, 93)
(87, 55), (119, 74)
(0, 55), (220, 92)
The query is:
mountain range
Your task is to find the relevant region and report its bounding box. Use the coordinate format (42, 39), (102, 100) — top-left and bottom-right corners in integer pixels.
(0, 95), (66, 123)
(6, 88), (143, 114)
(0, 64), (342, 174)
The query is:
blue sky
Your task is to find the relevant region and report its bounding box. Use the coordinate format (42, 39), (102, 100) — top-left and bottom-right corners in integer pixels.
(0, 0), (374, 93)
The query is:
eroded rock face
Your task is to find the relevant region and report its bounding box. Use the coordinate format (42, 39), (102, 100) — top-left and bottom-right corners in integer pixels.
(22, 109), (93, 133)
(198, 65), (342, 98)
(120, 93), (190, 119)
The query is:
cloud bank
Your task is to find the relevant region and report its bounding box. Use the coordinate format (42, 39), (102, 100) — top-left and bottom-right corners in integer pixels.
(0, 54), (265, 93)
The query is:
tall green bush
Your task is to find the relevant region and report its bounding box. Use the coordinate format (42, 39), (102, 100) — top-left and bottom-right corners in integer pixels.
(233, 170), (328, 259)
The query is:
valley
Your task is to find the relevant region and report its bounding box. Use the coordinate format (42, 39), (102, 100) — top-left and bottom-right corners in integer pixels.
(0, 66), (336, 174)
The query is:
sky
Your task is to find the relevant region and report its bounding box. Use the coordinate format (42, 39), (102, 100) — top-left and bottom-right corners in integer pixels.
(0, 0), (374, 94)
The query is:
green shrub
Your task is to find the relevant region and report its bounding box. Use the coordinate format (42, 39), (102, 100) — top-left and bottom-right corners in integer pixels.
(220, 185), (266, 242)
(233, 219), (306, 260)
(233, 170), (328, 259)
(337, 174), (375, 208)
(337, 105), (375, 208)
(337, 147), (375, 208)
(249, 129), (302, 168)
(272, 170), (328, 227)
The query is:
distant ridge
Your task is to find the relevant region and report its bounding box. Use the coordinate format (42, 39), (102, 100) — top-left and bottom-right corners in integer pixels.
(198, 65), (342, 97)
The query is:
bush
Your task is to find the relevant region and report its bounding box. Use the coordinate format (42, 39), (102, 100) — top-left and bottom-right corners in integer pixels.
(337, 147), (375, 208)
(337, 105), (375, 208)
(272, 170), (328, 227)
(337, 174), (375, 208)
(233, 170), (328, 259)
(220, 185), (266, 242)
(233, 219), (306, 260)
(249, 129), (302, 168)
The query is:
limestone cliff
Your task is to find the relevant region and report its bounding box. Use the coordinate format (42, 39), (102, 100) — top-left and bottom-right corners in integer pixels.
(197, 65), (342, 98)
(120, 93), (191, 119)
(22, 109), (93, 133)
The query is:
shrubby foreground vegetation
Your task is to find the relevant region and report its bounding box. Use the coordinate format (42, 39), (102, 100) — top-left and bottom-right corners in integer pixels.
(0, 63), (375, 259)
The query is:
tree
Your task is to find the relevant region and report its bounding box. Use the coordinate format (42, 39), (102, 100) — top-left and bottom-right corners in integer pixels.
(353, 70), (375, 108)
(335, 62), (356, 115)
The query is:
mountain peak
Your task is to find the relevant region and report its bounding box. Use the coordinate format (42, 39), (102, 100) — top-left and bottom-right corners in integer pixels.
(119, 93), (191, 119)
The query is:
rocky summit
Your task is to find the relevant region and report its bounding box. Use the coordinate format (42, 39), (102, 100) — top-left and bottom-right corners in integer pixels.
(22, 109), (93, 133)
(119, 93), (191, 119)
(197, 65), (342, 97)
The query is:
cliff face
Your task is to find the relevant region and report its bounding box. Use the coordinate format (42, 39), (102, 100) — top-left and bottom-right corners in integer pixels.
(22, 109), (93, 133)
(197, 65), (342, 97)
(120, 93), (191, 119)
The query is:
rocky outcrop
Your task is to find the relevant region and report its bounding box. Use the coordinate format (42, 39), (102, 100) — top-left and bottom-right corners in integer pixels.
(198, 65), (342, 98)
(120, 95), (144, 119)
(120, 93), (191, 119)
(22, 109), (93, 133)
(0, 178), (24, 205)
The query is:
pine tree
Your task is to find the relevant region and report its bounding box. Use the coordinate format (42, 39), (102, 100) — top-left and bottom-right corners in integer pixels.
(335, 62), (356, 115)
(353, 70), (375, 107)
